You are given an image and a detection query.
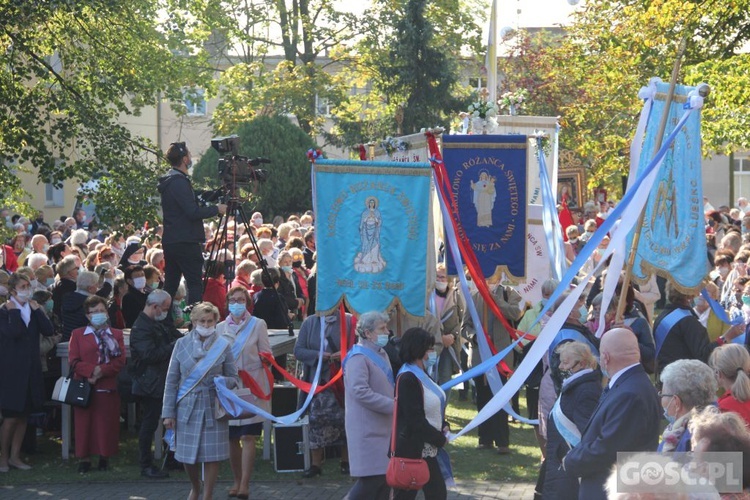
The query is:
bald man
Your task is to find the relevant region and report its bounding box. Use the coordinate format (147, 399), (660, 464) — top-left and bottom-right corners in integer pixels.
(561, 328), (661, 500)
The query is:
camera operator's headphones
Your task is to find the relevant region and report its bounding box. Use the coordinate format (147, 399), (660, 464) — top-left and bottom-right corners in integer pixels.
(171, 142), (188, 160)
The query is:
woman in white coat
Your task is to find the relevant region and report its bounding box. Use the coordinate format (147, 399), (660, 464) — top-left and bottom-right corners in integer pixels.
(217, 286), (272, 499)
(342, 311), (395, 500)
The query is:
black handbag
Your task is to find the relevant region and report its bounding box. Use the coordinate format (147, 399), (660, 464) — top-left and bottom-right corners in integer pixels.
(52, 361), (92, 408)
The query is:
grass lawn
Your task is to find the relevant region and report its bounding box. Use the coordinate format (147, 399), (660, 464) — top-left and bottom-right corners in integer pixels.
(0, 388), (541, 486)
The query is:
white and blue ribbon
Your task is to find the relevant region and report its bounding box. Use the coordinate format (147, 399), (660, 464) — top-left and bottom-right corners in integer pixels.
(536, 135), (566, 281)
(214, 317), (327, 425)
(343, 344), (395, 386)
(700, 289), (744, 326)
(449, 83), (703, 441)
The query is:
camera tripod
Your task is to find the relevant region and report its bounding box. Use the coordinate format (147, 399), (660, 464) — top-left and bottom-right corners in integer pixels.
(203, 198), (294, 336)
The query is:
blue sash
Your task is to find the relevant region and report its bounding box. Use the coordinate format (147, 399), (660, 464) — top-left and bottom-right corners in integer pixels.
(231, 317), (258, 362)
(548, 328), (599, 359)
(177, 336), (230, 402)
(343, 344), (395, 386)
(399, 363), (446, 413)
(733, 333), (747, 345)
(654, 309), (692, 357)
(551, 396), (581, 448)
(429, 291), (455, 325)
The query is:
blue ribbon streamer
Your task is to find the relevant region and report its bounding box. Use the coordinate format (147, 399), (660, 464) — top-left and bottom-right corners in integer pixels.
(214, 318), (327, 425)
(700, 288), (744, 326)
(433, 171), (538, 426)
(527, 105), (698, 334)
(537, 137), (567, 281)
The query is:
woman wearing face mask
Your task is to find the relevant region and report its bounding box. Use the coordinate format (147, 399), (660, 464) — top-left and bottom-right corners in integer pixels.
(657, 359), (717, 452)
(0, 274), (55, 472)
(276, 251), (301, 322)
(430, 264), (462, 387)
(542, 341), (601, 500)
(68, 295), (126, 473)
(710, 344), (750, 426)
(163, 302), (239, 500)
(121, 265), (149, 328)
(341, 311), (395, 500)
(392, 327), (450, 500)
(216, 287), (271, 500)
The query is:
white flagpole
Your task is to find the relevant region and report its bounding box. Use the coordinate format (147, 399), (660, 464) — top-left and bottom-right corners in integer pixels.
(486, 0), (498, 103)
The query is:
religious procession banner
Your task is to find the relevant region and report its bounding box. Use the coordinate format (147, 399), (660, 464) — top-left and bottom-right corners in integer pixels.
(442, 135), (528, 283)
(313, 159), (432, 317)
(630, 82), (706, 292)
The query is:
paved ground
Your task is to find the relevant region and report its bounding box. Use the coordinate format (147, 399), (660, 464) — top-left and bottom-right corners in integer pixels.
(1, 479), (536, 499)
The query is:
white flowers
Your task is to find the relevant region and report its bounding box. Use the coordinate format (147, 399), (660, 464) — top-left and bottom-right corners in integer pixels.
(468, 101), (499, 119)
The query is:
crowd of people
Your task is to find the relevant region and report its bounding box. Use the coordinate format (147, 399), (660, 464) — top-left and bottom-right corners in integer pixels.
(4, 139), (750, 499)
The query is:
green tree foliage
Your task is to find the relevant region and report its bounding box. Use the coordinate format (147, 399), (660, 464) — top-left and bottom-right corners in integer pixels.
(0, 0), (214, 224)
(210, 0), (359, 138)
(326, 0), (484, 146)
(546, 0), (750, 193)
(193, 115), (316, 217)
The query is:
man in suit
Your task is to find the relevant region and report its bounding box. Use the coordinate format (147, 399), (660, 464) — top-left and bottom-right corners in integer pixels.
(562, 328), (661, 500)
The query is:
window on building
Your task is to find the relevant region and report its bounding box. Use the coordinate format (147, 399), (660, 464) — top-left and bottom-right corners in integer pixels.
(315, 94), (332, 117)
(469, 77), (484, 90)
(45, 183), (64, 208)
(734, 157), (750, 201)
(183, 88), (206, 116)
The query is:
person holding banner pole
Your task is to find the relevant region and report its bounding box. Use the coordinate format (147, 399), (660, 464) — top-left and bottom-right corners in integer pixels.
(342, 311), (394, 500)
(431, 264), (464, 387)
(462, 278), (523, 454)
(162, 302), (239, 500)
(217, 287), (271, 499)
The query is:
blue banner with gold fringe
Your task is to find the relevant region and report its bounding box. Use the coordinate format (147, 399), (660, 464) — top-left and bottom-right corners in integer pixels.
(442, 135), (528, 282)
(313, 159), (432, 317)
(630, 83), (705, 292)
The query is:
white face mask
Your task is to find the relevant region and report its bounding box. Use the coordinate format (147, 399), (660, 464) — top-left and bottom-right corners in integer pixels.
(51, 238), (62, 245)
(435, 281), (448, 292)
(195, 325), (215, 337)
(132, 277), (147, 290)
(15, 289), (32, 303)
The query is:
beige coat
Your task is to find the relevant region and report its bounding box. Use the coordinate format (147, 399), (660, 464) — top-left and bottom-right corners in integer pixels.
(462, 285), (523, 368)
(217, 315), (272, 425)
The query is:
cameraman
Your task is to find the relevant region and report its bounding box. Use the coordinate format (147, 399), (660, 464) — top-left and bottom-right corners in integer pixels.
(158, 142), (226, 305)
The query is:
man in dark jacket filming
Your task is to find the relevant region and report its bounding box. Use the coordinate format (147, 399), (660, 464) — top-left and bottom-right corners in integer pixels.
(158, 141), (226, 304)
(129, 289), (182, 478)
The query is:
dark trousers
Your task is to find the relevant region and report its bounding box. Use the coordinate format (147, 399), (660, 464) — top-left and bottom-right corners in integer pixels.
(163, 242), (204, 305)
(138, 396), (162, 469)
(393, 456), (446, 500)
(474, 375), (509, 447)
(347, 474), (390, 500)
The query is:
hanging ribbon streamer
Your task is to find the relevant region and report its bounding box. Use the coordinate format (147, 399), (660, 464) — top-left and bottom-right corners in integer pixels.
(448, 88), (704, 441)
(536, 134), (567, 282)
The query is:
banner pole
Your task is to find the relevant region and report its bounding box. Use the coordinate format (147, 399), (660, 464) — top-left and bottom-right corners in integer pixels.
(615, 34), (689, 322)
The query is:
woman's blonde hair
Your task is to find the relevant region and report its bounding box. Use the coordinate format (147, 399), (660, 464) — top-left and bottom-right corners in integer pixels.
(710, 343), (750, 402)
(556, 341), (598, 370)
(190, 302), (220, 323)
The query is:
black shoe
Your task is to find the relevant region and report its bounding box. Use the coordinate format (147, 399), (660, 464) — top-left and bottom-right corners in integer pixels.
(141, 466), (170, 479)
(476, 443), (493, 450)
(340, 461), (350, 474)
(97, 458), (109, 471)
(302, 465), (322, 478)
(77, 461), (91, 474)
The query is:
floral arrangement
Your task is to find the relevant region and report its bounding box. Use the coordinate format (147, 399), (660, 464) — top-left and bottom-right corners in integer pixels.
(306, 148), (323, 161)
(530, 130), (551, 160)
(498, 89), (529, 111)
(380, 136), (409, 155)
(467, 100), (498, 119)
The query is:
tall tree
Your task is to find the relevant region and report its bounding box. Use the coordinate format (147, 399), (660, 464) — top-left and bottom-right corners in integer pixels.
(547, 0), (750, 193)
(0, 0), (215, 224)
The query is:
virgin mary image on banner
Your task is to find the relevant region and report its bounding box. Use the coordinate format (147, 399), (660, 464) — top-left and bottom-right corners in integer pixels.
(471, 170), (497, 227)
(354, 196), (387, 273)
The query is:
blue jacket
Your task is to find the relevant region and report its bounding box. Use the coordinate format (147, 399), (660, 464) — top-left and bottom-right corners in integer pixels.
(563, 364), (661, 500)
(157, 169), (218, 245)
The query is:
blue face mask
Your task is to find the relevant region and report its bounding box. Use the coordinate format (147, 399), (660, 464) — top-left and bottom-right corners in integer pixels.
(424, 351), (437, 369)
(663, 396), (676, 424)
(375, 334), (389, 347)
(45, 277), (55, 288)
(579, 306), (588, 324)
(281, 265), (292, 273)
(743, 296), (750, 307)
(90, 312), (108, 327)
(228, 303), (246, 317)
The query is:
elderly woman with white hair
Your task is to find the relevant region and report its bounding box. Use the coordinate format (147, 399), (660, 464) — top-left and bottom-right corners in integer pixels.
(342, 311), (394, 500)
(658, 359), (718, 452)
